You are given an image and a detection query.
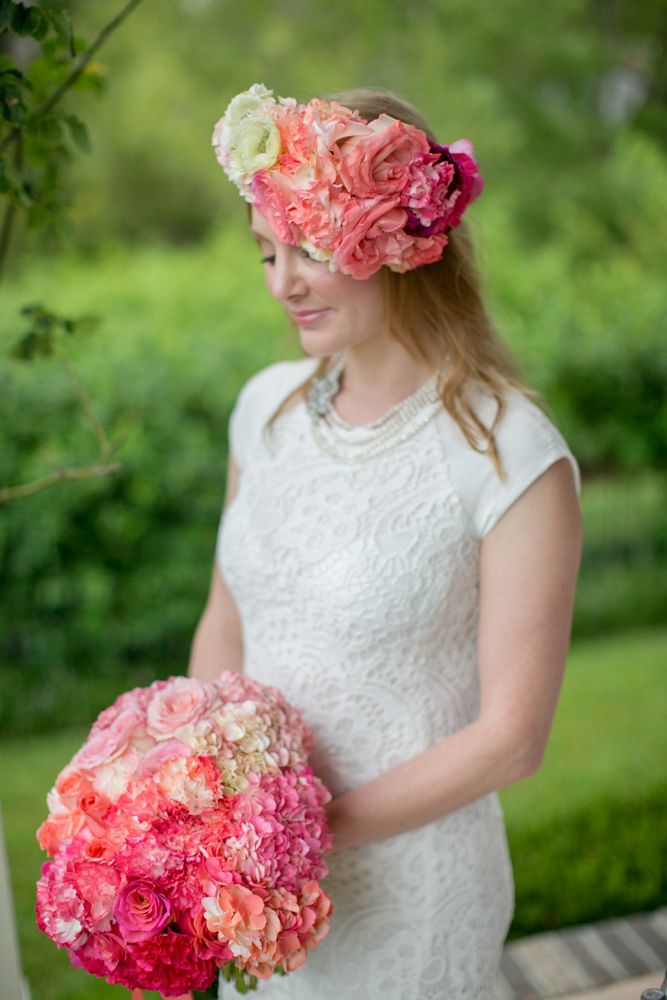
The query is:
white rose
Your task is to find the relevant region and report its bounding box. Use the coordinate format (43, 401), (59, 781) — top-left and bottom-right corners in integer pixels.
(223, 83), (274, 129)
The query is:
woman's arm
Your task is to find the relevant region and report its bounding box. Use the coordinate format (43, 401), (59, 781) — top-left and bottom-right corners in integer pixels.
(325, 456), (583, 851)
(188, 454), (245, 681)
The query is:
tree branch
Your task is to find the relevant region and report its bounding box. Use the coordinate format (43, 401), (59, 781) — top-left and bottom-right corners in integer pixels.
(0, 132), (22, 283)
(60, 354), (112, 457)
(0, 0), (147, 156)
(29, 0), (147, 122)
(0, 460), (122, 502)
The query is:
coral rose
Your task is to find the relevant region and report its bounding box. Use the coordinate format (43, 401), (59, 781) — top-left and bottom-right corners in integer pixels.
(338, 115), (429, 198)
(333, 196), (412, 279)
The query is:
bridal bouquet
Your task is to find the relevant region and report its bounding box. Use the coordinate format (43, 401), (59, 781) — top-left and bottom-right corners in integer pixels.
(35, 673), (333, 997)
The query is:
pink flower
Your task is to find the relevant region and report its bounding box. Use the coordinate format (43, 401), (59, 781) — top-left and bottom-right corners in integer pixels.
(70, 931), (125, 976)
(146, 677), (215, 738)
(202, 884), (267, 951)
(251, 170), (302, 246)
(114, 879), (172, 943)
(36, 810), (87, 857)
(339, 115), (430, 198)
(74, 706), (144, 770)
(36, 860), (87, 947)
(333, 196), (413, 279)
(435, 139), (484, 228)
(82, 837), (116, 861)
(284, 183), (351, 254)
(402, 153), (457, 234)
(390, 232), (450, 273)
(139, 738), (193, 775)
(54, 768), (90, 804)
(107, 927), (218, 995)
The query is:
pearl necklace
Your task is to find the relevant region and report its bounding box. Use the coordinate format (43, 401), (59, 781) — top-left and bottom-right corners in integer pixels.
(305, 352), (443, 464)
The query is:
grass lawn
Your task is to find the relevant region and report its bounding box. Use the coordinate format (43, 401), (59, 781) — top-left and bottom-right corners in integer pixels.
(1, 625), (665, 999)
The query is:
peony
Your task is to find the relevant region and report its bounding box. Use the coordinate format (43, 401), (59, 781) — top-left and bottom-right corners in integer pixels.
(338, 115), (430, 198)
(113, 879), (172, 943)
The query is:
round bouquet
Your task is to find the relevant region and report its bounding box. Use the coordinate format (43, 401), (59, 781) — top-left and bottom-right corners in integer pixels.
(35, 673), (333, 997)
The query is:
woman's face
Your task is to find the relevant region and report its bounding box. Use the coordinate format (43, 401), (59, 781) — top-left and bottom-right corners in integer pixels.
(250, 206), (388, 358)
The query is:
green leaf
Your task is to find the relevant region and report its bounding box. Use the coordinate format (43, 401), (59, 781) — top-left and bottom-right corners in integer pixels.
(65, 113), (90, 153)
(28, 7), (48, 40)
(9, 3), (36, 36)
(43, 8), (73, 55)
(0, 0), (15, 32)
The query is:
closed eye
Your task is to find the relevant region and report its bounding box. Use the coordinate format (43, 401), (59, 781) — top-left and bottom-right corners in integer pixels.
(259, 247), (317, 266)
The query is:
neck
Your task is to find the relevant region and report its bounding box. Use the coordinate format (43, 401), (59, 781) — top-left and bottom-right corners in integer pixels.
(330, 339), (441, 425)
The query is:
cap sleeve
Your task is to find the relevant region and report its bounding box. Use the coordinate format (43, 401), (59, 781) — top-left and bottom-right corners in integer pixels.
(441, 386), (581, 541)
(227, 358), (318, 472)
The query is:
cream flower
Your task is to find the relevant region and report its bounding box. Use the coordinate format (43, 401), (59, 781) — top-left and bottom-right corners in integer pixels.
(213, 85), (281, 197)
(223, 83), (274, 129)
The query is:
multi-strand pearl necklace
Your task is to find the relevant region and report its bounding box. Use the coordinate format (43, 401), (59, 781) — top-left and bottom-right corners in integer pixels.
(305, 352), (443, 464)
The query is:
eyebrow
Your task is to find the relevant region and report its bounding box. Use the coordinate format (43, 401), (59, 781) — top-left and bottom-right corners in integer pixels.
(250, 229), (273, 242)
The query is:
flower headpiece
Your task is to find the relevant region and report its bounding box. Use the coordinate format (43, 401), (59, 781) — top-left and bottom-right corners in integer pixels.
(212, 83), (484, 280)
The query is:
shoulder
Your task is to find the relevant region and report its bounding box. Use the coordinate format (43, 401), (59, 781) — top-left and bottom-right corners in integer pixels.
(436, 382), (581, 540)
(229, 357), (318, 470)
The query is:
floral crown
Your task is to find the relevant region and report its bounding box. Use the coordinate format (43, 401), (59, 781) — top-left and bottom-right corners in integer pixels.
(212, 84), (484, 281)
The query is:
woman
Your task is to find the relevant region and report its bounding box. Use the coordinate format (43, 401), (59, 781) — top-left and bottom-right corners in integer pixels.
(188, 84), (583, 999)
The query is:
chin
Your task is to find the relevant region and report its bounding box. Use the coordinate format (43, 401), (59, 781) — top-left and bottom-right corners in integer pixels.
(299, 336), (342, 358)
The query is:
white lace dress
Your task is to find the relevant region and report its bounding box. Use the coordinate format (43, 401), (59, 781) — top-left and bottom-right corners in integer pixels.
(215, 357), (581, 1000)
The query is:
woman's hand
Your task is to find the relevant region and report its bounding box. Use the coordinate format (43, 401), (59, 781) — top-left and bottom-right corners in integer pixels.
(324, 794), (370, 853)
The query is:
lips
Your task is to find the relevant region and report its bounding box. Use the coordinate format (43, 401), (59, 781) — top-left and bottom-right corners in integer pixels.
(290, 309), (330, 321)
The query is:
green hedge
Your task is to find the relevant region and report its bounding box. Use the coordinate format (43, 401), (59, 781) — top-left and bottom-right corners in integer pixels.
(1, 234), (666, 737)
(507, 785), (667, 938)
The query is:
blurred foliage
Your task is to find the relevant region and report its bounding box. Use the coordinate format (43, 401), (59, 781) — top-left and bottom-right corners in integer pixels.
(1, 226), (666, 734)
(507, 783), (667, 938)
(1, 1), (666, 723)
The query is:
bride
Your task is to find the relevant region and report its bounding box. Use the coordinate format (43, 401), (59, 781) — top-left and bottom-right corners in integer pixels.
(182, 83), (583, 999)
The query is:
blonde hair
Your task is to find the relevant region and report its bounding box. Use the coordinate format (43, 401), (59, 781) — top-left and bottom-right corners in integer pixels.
(257, 86), (540, 479)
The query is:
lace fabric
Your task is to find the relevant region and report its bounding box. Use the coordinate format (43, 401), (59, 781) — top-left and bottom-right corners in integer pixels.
(216, 358), (580, 998)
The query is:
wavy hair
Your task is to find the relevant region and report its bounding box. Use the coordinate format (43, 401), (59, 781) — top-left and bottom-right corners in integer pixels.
(255, 86), (539, 479)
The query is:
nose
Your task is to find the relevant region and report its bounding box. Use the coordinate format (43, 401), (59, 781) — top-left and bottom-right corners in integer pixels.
(267, 247), (308, 303)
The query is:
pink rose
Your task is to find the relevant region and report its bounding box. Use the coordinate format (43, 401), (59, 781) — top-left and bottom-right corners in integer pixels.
(55, 769), (90, 805)
(74, 707), (144, 770)
(114, 879), (172, 943)
(333, 196), (412, 279)
(139, 738), (193, 775)
(146, 677), (214, 738)
(338, 116), (429, 198)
